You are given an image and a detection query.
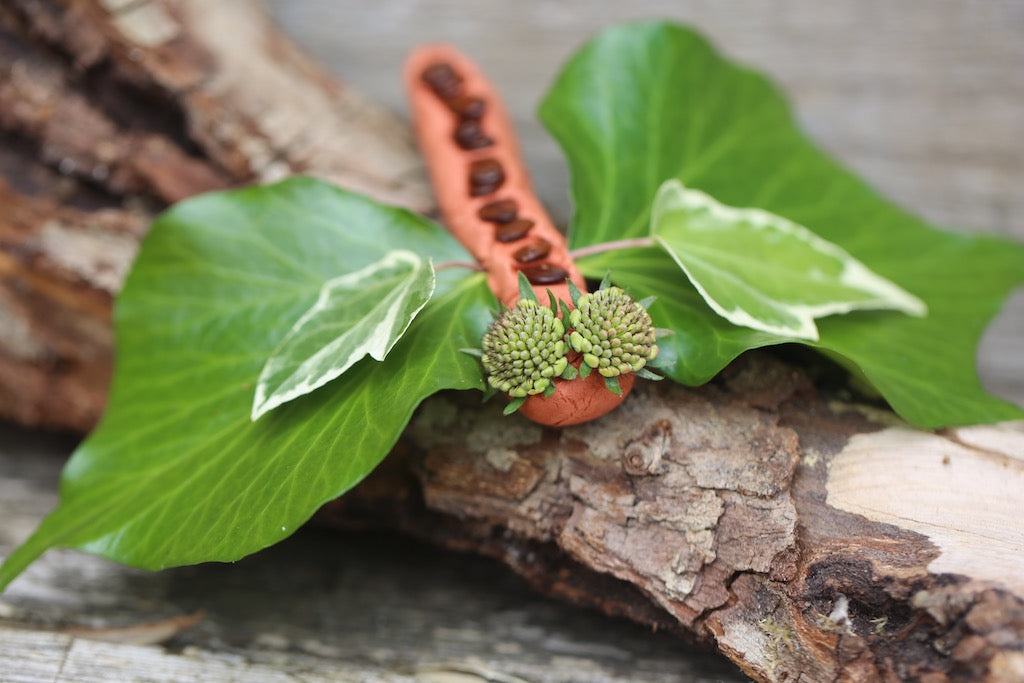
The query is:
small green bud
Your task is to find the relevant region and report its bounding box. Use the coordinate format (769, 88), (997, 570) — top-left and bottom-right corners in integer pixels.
(569, 330), (591, 354)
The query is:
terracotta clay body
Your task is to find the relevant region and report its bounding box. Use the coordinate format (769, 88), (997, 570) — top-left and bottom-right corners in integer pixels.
(518, 360), (635, 427)
(404, 45), (632, 425)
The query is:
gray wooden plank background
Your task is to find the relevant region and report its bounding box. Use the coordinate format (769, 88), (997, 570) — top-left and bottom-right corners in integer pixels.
(265, 0), (1024, 406)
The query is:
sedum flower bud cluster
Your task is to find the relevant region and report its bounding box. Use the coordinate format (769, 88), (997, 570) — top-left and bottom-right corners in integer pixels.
(568, 287), (657, 377)
(482, 299), (568, 397)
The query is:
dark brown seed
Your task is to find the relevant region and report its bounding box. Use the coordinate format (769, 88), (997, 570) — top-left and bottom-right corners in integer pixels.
(478, 199), (518, 223)
(468, 159), (504, 194)
(454, 119), (493, 150)
(514, 239), (552, 263)
(522, 263), (568, 285)
(448, 94), (485, 119)
(421, 63), (462, 100)
(470, 183), (500, 197)
(495, 218), (534, 243)
(469, 159), (503, 185)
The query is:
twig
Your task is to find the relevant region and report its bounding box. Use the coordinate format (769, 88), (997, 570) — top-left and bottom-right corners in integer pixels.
(569, 237), (655, 261)
(434, 260), (484, 272)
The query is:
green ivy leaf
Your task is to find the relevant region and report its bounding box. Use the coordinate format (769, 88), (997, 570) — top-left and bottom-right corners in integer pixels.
(651, 180), (926, 340)
(503, 396), (527, 415)
(604, 375), (623, 396)
(540, 21), (1024, 428)
(252, 250), (435, 420)
(0, 177), (492, 590)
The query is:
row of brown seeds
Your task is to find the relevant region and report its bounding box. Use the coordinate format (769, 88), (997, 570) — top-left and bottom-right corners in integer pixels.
(420, 63), (568, 286)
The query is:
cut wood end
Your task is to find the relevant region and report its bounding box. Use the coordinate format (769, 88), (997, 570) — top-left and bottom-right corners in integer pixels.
(826, 422), (1024, 596)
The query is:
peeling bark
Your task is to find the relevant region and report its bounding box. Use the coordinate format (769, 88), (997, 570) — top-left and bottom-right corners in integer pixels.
(0, 0), (430, 430)
(323, 353), (1024, 682)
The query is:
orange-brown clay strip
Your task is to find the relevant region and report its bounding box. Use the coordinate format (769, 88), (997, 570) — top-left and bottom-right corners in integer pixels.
(404, 44), (632, 426)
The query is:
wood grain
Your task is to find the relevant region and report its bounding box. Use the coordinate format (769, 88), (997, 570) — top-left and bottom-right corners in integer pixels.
(827, 423), (1024, 593)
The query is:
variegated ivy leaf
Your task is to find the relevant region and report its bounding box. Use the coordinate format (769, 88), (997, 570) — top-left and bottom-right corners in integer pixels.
(651, 180), (926, 340)
(252, 249), (435, 420)
(544, 21), (1024, 428)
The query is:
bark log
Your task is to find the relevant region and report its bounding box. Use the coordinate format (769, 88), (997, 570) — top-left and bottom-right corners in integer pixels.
(0, 0), (430, 431)
(2, 2), (1023, 682)
(322, 354), (1024, 682)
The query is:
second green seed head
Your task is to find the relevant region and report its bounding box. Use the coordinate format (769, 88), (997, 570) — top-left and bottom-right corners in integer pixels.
(568, 287), (657, 377)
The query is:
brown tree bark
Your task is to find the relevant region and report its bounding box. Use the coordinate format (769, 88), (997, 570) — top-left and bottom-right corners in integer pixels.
(325, 353), (1024, 682)
(0, 0), (430, 431)
(1, 2), (1022, 682)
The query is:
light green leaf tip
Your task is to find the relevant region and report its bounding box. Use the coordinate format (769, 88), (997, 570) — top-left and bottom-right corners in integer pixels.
(252, 250), (436, 420)
(635, 367), (663, 381)
(518, 271), (539, 303)
(504, 396), (527, 415)
(567, 278), (584, 307)
(558, 299), (575, 324)
(651, 179), (927, 341)
(546, 288), (559, 312)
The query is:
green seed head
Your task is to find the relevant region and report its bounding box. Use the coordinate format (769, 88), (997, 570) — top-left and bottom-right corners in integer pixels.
(568, 287), (657, 376)
(482, 299), (568, 397)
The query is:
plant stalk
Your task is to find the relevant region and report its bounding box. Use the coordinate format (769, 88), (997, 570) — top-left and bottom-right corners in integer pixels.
(569, 237), (655, 261)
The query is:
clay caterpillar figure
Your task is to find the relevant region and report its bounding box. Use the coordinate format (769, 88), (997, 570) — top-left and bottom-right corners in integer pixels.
(405, 45), (657, 426)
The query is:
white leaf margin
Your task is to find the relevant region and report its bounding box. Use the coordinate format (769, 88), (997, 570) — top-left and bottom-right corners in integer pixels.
(651, 179), (927, 340)
(251, 250), (435, 420)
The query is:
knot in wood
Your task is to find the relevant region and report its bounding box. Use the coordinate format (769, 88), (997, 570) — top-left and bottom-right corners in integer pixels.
(622, 419), (672, 476)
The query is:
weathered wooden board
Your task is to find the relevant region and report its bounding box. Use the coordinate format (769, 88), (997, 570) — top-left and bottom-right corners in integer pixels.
(0, 424), (748, 683)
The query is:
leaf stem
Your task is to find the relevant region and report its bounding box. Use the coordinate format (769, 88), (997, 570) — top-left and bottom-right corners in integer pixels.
(434, 260), (484, 272)
(569, 237), (655, 261)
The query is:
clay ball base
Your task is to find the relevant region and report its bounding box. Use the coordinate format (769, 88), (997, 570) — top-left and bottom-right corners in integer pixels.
(517, 369), (634, 427)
